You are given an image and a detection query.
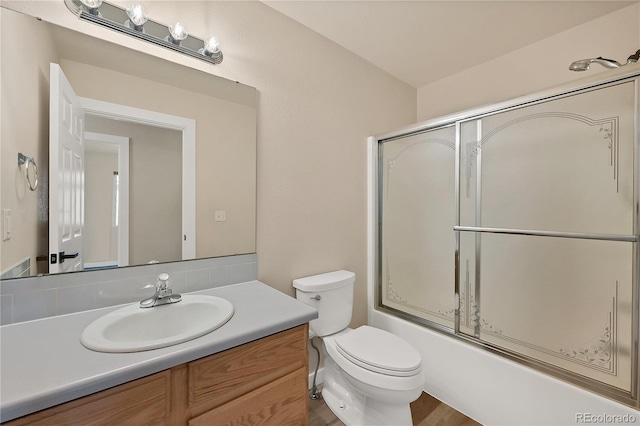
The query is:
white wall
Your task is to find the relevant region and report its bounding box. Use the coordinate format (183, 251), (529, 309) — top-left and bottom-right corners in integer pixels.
(375, 4), (640, 423)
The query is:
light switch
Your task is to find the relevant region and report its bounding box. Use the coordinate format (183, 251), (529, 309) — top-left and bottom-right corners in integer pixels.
(2, 209), (12, 241)
(214, 210), (226, 222)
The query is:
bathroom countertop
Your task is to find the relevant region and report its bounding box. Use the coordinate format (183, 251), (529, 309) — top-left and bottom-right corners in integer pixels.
(0, 281), (317, 423)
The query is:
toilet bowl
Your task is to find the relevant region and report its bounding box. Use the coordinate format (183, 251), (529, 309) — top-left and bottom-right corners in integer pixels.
(293, 270), (423, 426)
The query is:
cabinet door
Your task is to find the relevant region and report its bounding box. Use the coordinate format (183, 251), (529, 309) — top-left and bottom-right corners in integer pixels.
(4, 371), (170, 426)
(188, 368), (308, 426)
(188, 325), (308, 415)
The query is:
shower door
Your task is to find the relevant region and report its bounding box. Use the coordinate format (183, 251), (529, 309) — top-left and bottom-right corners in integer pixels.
(458, 81), (636, 392)
(380, 126), (457, 330)
(377, 76), (639, 404)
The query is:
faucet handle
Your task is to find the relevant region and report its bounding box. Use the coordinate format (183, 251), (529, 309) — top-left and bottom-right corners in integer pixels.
(157, 273), (170, 290)
(140, 273), (181, 308)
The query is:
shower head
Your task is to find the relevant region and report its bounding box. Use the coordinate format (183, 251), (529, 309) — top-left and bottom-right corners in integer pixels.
(568, 57), (621, 72)
(569, 49), (640, 72)
(568, 60), (590, 72)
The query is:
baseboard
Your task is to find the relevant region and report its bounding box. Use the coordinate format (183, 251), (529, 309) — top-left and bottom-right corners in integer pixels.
(308, 367), (324, 389)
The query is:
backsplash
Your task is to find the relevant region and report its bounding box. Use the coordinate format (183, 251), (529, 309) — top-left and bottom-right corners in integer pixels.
(0, 254), (257, 325)
(0, 258), (31, 280)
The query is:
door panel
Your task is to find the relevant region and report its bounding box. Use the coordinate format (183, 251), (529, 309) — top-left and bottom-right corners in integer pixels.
(49, 63), (84, 274)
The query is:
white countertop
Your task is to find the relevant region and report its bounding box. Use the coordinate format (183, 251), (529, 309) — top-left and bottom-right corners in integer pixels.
(0, 281), (317, 422)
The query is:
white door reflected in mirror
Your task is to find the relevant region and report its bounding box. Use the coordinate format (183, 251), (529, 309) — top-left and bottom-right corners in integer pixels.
(49, 63), (85, 274)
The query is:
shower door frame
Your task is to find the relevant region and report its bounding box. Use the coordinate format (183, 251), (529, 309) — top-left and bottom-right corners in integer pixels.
(372, 65), (640, 408)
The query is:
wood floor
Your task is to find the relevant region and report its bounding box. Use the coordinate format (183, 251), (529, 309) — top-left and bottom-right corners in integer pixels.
(309, 391), (481, 426)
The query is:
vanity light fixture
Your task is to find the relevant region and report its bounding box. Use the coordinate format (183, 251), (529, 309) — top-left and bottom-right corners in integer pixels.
(65, 0), (224, 65)
(124, 2), (148, 32)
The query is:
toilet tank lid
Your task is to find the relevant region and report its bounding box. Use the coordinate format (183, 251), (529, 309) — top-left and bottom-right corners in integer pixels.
(293, 270), (355, 291)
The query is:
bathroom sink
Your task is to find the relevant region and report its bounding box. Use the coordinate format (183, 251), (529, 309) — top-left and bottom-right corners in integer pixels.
(80, 295), (234, 353)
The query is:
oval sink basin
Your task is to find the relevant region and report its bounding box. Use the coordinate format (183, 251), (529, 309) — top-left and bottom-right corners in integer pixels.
(80, 295), (234, 353)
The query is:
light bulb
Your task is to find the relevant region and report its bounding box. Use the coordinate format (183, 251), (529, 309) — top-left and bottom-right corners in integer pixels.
(80, 0), (103, 8)
(80, 0), (102, 15)
(126, 3), (148, 28)
(168, 22), (188, 44)
(204, 37), (220, 54)
(198, 36), (223, 63)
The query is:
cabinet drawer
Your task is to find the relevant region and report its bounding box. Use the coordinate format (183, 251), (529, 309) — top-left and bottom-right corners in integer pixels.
(5, 371), (170, 426)
(188, 367), (308, 426)
(188, 324), (308, 414)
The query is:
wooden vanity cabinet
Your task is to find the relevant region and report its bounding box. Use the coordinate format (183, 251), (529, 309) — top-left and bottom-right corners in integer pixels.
(176, 324), (310, 425)
(4, 324), (309, 426)
(3, 371), (171, 426)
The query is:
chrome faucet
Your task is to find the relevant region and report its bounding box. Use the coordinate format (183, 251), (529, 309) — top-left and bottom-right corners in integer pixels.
(140, 273), (182, 308)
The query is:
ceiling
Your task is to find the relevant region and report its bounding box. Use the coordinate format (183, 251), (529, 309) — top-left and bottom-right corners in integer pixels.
(262, 1), (635, 88)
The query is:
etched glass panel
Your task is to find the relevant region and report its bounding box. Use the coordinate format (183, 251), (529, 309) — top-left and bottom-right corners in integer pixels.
(459, 232), (634, 391)
(460, 81), (635, 236)
(378, 76), (638, 403)
(380, 126), (456, 328)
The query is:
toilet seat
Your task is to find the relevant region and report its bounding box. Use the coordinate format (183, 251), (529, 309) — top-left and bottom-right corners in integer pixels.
(323, 327), (423, 392)
(335, 326), (422, 377)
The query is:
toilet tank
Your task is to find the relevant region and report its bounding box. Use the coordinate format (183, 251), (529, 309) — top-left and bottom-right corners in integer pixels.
(293, 270), (355, 337)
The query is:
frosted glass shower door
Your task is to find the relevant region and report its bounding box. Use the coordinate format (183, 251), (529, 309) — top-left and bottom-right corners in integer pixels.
(380, 126), (456, 329)
(458, 81), (636, 392)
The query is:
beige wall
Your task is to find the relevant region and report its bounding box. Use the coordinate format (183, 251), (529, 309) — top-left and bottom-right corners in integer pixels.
(2, 1), (416, 328)
(223, 2), (416, 327)
(84, 147), (118, 264)
(1, 7), (257, 274)
(84, 117), (182, 265)
(2, 1), (634, 328)
(60, 60), (256, 261)
(417, 3), (640, 121)
(0, 9), (59, 275)
(98, 1), (417, 328)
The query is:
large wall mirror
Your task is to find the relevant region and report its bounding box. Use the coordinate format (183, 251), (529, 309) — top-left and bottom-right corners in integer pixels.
(1, 6), (257, 279)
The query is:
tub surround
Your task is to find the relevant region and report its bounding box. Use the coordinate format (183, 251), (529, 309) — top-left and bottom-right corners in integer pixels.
(0, 280), (317, 423)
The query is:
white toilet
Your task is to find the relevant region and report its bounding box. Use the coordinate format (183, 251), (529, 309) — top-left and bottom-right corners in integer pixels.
(293, 270), (423, 426)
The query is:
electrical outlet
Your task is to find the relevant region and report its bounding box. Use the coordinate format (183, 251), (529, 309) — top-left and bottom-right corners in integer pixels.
(214, 210), (226, 222)
(2, 209), (12, 241)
